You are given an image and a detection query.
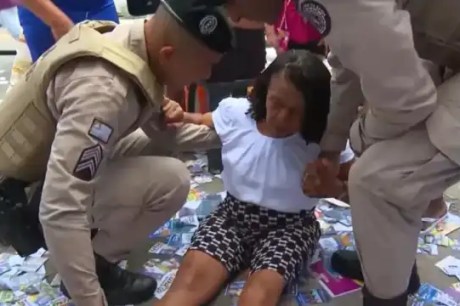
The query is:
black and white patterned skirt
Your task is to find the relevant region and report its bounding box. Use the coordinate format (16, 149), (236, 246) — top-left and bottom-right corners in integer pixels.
(189, 193), (321, 281)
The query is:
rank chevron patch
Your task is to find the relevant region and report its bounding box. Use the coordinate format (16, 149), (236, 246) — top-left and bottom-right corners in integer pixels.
(73, 144), (103, 181)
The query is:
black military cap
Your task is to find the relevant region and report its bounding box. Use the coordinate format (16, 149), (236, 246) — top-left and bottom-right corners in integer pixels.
(127, 0), (161, 16)
(160, 0), (234, 54)
(127, 0), (227, 16)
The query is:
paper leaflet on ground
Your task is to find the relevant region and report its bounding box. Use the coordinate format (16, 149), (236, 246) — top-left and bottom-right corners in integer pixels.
(154, 270), (177, 299)
(315, 200), (353, 233)
(436, 256), (460, 281)
(296, 288), (331, 305)
(429, 213), (460, 236)
(323, 198), (350, 208)
(310, 260), (361, 298)
(0, 247), (74, 306)
(411, 283), (458, 306)
(3, 150), (457, 305)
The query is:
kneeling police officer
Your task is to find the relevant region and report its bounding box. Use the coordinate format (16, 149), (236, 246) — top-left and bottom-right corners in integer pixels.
(0, 0), (232, 305)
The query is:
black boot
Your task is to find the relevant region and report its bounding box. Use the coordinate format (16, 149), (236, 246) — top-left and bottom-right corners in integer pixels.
(61, 253), (157, 305)
(331, 250), (420, 294)
(363, 286), (408, 306)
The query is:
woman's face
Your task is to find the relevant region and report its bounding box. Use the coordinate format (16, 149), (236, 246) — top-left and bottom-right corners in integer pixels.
(265, 72), (305, 137)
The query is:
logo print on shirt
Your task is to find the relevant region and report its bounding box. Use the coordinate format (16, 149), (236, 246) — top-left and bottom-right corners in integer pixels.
(298, 0), (331, 37)
(73, 144), (103, 181)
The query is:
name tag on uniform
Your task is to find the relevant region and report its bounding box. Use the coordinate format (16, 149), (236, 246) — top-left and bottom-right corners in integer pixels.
(88, 119), (113, 144)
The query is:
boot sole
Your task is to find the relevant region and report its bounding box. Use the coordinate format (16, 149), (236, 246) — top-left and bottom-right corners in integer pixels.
(61, 282), (157, 305)
(106, 283), (157, 305)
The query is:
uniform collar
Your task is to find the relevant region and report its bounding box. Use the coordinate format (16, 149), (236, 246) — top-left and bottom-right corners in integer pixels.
(127, 19), (149, 63)
(127, 19), (165, 89)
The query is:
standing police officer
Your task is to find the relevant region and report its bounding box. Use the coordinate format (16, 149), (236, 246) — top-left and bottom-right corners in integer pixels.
(0, 0), (233, 305)
(219, 0), (460, 305)
(158, 0), (460, 304)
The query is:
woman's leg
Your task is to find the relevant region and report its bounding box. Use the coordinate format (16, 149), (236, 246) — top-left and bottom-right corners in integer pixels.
(238, 270), (285, 306)
(156, 250), (229, 306)
(238, 212), (321, 306)
(157, 207), (246, 306)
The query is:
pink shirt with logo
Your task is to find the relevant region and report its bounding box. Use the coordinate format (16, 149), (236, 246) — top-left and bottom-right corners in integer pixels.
(275, 0), (321, 51)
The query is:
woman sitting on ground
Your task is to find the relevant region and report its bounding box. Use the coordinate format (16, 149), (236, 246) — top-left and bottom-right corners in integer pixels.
(155, 50), (353, 306)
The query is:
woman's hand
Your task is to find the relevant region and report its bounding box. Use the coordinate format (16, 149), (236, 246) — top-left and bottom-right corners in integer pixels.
(265, 24), (285, 53)
(302, 158), (344, 198)
(318, 39), (330, 56)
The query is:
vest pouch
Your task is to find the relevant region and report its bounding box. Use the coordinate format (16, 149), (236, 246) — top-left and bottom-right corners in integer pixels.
(0, 80), (54, 181)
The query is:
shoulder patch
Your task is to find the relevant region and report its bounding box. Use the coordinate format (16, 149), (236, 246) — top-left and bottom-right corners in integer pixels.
(298, 0), (331, 37)
(73, 144), (104, 181)
(88, 119), (113, 144)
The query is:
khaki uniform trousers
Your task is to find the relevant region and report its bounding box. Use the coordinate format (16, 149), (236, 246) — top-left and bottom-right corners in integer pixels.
(89, 128), (191, 262)
(348, 72), (460, 299)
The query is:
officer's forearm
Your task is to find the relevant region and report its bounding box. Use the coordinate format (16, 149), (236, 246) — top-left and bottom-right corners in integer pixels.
(324, 0), (436, 140)
(320, 53), (364, 153)
(40, 152), (105, 305)
(319, 151), (340, 163)
(40, 221), (105, 306)
(172, 123), (221, 151)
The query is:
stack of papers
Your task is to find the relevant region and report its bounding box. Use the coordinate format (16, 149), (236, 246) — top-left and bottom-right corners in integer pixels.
(0, 248), (73, 305)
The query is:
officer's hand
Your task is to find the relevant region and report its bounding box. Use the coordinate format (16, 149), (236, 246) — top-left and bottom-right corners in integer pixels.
(162, 98), (184, 124)
(302, 158), (343, 198)
(318, 39), (330, 56)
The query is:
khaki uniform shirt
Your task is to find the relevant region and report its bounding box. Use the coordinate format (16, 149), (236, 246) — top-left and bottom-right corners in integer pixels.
(295, 0), (438, 152)
(40, 20), (217, 305)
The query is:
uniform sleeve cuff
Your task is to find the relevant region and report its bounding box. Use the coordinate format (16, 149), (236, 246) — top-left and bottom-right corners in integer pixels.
(320, 133), (349, 153)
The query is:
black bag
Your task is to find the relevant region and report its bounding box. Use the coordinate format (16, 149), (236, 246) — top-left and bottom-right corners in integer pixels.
(0, 178), (46, 256)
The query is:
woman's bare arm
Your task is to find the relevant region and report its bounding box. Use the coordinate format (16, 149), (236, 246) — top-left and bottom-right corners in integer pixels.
(183, 112), (214, 128)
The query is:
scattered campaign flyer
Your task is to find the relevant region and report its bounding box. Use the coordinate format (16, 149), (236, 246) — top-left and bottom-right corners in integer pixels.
(435, 256), (460, 280)
(175, 245), (190, 257)
(149, 242), (178, 255)
(310, 260), (362, 298)
(1, 152), (459, 306)
(411, 283), (457, 306)
(155, 270), (177, 299)
(225, 281), (246, 297)
(296, 289), (331, 305)
(429, 213), (460, 236)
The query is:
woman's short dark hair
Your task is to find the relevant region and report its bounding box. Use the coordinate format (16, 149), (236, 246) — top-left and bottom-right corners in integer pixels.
(247, 49), (331, 144)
